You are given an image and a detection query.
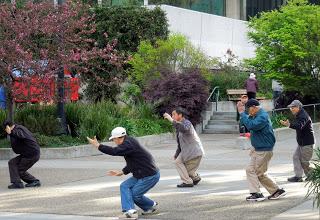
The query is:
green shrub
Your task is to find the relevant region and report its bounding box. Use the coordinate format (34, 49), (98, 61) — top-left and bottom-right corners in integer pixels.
(129, 34), (215, 89)
(33, 133), (85, 148)
(66, 101), (172, 141)
(94, 6), (168, 53)
(14, 104), (60, 136)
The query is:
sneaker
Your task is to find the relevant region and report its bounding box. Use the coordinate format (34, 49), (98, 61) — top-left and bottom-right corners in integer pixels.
(119, 210), (138, 219)
(193, 177), (201, 186)
(8, 182), (24, 189)
(287, 176), (303, 182)
(25, 180), (41, 187)
(246, 193), (265, 202)
(177, 183), (194, 188)
(268, 189), (287, 200)
(141, 202), (159, 215)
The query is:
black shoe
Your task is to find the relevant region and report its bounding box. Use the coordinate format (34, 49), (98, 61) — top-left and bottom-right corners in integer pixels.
(25, 180), (41, 187)
(8, 182), (24, 189)
(193, 178), (201, 185)
(268, 188), (287, 200)
(287, 176), (303, 182)
(177, 183), (194, 188)
(246, 193), (265, 202)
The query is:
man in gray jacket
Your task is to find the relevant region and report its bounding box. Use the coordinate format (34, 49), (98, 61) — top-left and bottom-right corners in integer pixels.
(164, 107), (204, 187)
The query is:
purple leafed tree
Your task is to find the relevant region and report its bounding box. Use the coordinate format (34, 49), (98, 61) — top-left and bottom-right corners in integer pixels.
(0, 0), (123, 120)
(144, 68), (209, 125)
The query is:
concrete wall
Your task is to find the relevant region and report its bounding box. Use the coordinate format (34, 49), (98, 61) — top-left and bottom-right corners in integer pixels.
(211, 100), (274, 112)
(0, 133), (175, 160)
(156, 5), (255, 60)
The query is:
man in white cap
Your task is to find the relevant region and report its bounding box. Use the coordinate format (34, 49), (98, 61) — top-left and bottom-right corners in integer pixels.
(280, 100), (315, 182)
(87, 127), (160, 219)
(244, 73), (259, 99)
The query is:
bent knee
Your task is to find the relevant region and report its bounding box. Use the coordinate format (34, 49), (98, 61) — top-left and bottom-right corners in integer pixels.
(246, 166), (255, 174)
(8, 159), (16, 166)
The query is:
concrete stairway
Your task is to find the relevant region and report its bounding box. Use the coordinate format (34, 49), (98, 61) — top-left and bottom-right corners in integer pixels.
(203, 112), (239, 134)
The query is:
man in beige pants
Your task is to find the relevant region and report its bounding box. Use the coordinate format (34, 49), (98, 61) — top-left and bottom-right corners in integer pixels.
(238, 99), (286, 201)
(164, 107), (204, 187)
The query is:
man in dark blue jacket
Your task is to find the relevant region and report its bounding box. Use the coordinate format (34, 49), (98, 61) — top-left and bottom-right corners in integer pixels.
(4, 120), (41, 189)
(87, 127), (160, 219)
(238, 99), (286, 202)
(280, 100), (315, 182)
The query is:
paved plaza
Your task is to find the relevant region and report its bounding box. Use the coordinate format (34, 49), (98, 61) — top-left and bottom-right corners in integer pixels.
(0, 128), (319, 220)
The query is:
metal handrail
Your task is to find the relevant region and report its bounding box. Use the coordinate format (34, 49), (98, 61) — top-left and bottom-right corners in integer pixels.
(207, 86), (220, 111)
(271, 103), (320, 122)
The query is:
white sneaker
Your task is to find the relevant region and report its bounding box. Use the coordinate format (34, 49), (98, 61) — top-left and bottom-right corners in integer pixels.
(141, 202), (159, 215)
(119, 210), (138, 219)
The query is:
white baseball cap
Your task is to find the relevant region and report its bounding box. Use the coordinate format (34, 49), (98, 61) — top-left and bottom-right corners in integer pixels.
(109, 127), (127, 140)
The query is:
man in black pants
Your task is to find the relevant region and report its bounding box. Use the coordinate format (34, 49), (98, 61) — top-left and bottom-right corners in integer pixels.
(4, 121), (41, 189)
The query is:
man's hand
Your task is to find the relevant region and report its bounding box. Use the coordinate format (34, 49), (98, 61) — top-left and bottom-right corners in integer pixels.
(237, 101), (245, 114)
(107, 170), (123, 176)
(5, 125), (12, 135)
(280, 119), (290, 127)
(86, 136), (100, 148)
(163, 113), (174, 123)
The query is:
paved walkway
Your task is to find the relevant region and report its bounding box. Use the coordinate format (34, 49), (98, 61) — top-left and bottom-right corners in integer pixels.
(0, 129), (319, 219)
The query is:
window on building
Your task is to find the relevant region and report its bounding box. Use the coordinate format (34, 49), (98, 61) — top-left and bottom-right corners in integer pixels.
(191, 0), (226, 16)
(246, 0), (285, 20)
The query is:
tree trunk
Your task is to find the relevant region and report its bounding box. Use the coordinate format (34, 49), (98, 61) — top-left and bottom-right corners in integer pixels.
(57, 68), (69, 135)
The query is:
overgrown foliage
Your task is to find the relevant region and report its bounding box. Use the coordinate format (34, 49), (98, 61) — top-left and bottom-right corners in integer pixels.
(144, 68), (209, 125)
(247, 0), (320, 101)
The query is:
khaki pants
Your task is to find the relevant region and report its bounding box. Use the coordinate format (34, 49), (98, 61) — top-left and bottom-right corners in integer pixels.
(174, 155), (202, 184)
(293, 145), (314, 177)
(246, 151), (279, 194)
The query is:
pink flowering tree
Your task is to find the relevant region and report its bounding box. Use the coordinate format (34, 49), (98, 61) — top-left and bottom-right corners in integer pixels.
(0, 0), (123, 122)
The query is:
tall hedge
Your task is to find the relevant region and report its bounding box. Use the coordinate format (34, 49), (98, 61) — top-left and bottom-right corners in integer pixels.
(85, 6), (169, 102)
(94, 6), (169, 53)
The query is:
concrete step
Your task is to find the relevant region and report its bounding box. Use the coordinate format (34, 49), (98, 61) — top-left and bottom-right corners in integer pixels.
(207, 120), (238, 125)
(203, 129), (239, 134)
(205, 124), (239, 130)
(211, 112), (237, 120)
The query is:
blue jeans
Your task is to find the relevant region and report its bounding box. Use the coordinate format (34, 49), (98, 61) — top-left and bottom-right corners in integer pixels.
(120, 171), (160, 212)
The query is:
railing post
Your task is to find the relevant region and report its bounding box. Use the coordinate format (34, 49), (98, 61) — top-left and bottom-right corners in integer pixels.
(313, 104), (316, 122)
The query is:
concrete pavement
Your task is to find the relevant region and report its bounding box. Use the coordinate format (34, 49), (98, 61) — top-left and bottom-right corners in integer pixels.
(0, 129), (319, 219)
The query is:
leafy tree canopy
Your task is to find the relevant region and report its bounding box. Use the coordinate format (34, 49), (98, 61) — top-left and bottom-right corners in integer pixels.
(246, 0), (320, 100)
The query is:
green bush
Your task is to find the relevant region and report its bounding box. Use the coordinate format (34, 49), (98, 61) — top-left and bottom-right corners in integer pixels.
(14, 104), (60, 136)
(0, 102), (172, 148)
(210, 71), (272, 100)
(33, 133), (85, 148)
(129, 34), (215, 88)
(94, 6), (169, 53)
(66, 101), (173, 141)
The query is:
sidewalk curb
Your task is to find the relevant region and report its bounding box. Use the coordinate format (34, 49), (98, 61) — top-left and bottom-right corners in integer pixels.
(0, 133), (175, 160)
(271, 199), (319, 220)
